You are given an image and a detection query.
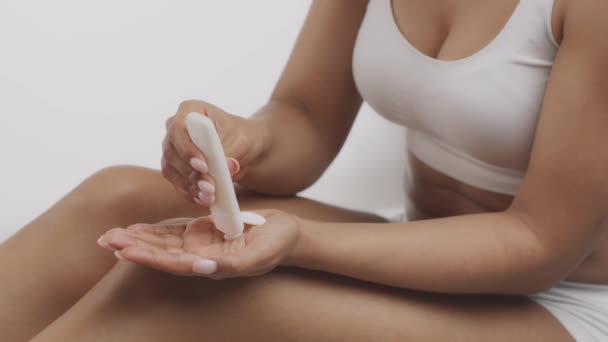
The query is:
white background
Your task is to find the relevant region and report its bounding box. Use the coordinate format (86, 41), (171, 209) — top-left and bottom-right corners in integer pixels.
(0, 0), (405, 242)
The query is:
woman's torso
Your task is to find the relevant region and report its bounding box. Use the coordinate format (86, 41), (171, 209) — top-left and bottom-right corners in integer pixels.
(353, 0), (608, 284)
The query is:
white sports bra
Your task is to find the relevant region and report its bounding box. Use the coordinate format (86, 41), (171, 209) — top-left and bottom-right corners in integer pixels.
(353, 0), (559, 195)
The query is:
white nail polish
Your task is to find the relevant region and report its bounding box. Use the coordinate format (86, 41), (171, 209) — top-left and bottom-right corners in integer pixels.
(197, 180), (215, 194)
(198, 191), (208, 203)
(97, 236), (106, 246)
(97, 236), (116, 251)
(198, 191), (215, 205)
(228, 157), (240, 175)
(190, 158), (208, 173)
(193, 259), (218, 274)
(114, 250), (125, 260)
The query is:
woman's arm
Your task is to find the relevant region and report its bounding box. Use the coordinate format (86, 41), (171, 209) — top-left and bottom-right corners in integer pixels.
(288, 213), (550, 295)
(241, 0), (368, 196)
(285, 0), (608, 295)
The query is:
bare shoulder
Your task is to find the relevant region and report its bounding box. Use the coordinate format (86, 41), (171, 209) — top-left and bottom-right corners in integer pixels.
(558, 0), (608, 68)
(561, 0), (608, 36)
(551, 0), (608, 45)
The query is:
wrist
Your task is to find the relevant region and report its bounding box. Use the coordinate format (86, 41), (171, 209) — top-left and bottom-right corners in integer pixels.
(229, 116), (271, 192)
(283, 216), (316, 268)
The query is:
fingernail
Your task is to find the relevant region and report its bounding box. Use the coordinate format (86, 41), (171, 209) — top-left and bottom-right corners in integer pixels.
(197, 180), (215, 194)
(190, 158), (208, 173)
(97, 236), (108, 247)
(112, 233), (137, 246)
(114, 250), (125, 260)
(193, 197), (207, 206)
(193, 259), (217, 274)
(228, 158), (240, 175)
(97, 235), (115, 251)
(198, 191), (215, 205)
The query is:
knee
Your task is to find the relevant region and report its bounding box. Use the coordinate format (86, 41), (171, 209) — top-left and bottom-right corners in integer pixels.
(76, 165), (169, 221)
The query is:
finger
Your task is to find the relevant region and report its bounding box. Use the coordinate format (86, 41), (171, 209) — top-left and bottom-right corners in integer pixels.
(118, 245), (202, 275)
(196, 180), (215, 204)
(226, 157), (240, 176)
(196, 174), (216, 206)
(232, 165), (248, 182)
(96, 235), (116, 252)
(126, 222), (189, 236)
(109, 233), (182, 253)
(163, 162), (200, 203)
(103, 226), (186, 252)
(163, 138), (194, 178)
(165, 115), (175, 129)
(175, 102), (242, 168)
(171, 121), (208, 171)
(166, 110), (209, 174)
(188, 171), (209, 205)
(102, 228), (161, 251)
(201, 173), (216, 187)
(127, 229), (185, 251)
(171, 183), (191, 200)
(161, 157), (190, 193)
(185, 170), (206, 202)
(161, 139), (194, 198)
(186, 171), (202, 199)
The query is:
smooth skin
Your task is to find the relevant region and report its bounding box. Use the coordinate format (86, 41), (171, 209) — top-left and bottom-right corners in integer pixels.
(3, 0), (608, 340)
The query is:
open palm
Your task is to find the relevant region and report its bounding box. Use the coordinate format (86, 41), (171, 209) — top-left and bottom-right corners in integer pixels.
(99, 210), (300, 278)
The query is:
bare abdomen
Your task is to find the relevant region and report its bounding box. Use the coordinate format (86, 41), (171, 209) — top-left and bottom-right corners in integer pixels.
(407, 153), (608, 285)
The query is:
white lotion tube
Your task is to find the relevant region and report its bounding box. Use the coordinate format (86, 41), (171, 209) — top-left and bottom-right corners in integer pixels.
(186, 112), (245, 240)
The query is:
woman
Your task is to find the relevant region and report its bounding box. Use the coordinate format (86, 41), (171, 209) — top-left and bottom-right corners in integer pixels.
(3, 0), (607, 340)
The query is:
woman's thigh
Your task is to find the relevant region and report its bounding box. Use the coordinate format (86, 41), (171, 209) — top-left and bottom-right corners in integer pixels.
(2, 164), (383, 290)
(0, 165), (384, 341)
(33, 262), (573, 341)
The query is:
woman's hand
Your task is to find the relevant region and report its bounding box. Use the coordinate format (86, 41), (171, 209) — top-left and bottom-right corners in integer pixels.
(162, 100), (270, 205)
(97, 210), (300, 278)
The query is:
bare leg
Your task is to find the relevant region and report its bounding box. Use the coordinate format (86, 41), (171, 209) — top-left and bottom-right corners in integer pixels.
(32, 261), (573, 341)
(0, 165), (383, 341)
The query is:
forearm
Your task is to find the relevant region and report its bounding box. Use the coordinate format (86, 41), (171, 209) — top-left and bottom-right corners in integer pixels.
(240, 100), (333, 195)
(286, 212), (567, 295)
